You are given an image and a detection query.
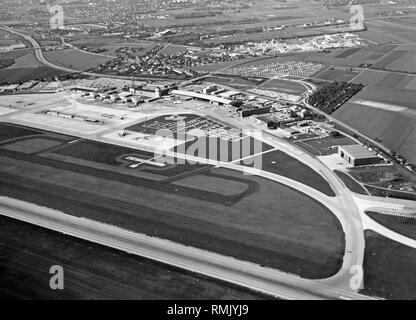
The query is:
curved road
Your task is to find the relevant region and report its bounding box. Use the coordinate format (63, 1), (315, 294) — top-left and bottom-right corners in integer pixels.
(0, 196), (376, 300)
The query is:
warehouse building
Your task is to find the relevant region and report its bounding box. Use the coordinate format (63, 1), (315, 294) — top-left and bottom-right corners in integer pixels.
(338, 145), (380, 166)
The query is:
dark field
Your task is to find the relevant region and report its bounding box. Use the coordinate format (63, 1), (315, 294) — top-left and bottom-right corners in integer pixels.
(364, 185), (416, 202)
(241, 149), (335, 196)
(334, 170), (368, 195)
(0, 67), (67, 83)
(53, 140), (155, 166)
(0, 123), (41, 142)
(0, 216), (271, 300)
(335, 47), (362, 59)
(0, 124), (345, 279)
(360, 230), (416, 300)
(366, 212), (416, 240)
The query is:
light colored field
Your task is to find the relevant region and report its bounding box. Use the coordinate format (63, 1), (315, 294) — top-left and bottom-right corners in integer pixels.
(9, 112), (106, 134)
(353, 100), (407, 112)
(48, 98), (147, 125)
(0, 106), (16, 115)
(0, 93), (71, 110)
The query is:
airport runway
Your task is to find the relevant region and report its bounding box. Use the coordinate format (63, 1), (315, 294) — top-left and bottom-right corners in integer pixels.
(0, 196), (377, 300)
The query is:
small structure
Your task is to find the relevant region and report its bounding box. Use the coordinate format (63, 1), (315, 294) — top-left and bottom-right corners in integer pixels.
(338, 145), (380, 166)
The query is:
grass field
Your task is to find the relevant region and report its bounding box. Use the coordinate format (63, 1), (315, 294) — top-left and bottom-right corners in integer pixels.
(0, 124), (345, 279)
(0, 66), (67, 83)
(373, 48), (416, 73)
(314, 68), (360, 82)
(366, 212), (416, 240)
(240, 149), (335, 196)
(333, 94), (416, 163)
(364, 185), (416, 201)
(0, 123), (41, 142)
(7, 52), (42, 69)
(258, 79), (306, 95)
(44, 49), (112, 71)
(334, 170), (368, 195)
(1, 137), (63, 154)
(360, 230), (416, 300)
(0, 216), (271, 300)
(336, 68), (416, 163)
(301, 44), (398, 68)
(53, 140), (155, 166)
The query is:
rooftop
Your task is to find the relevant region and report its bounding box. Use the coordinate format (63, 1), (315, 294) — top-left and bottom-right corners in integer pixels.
(339, 145), (378, 159)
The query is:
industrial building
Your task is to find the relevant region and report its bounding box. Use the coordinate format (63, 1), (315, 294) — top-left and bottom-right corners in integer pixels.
(338, 145), (380, 166)
(171, 90), (232, 105)
(239, 105), (272, 118)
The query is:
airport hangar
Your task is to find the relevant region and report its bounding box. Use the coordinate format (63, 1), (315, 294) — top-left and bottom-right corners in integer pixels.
(338, 145), (380, 167)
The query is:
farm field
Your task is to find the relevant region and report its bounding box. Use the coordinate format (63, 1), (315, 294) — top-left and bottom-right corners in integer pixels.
(301, 44), (398, 68)
(0, 66), (67, 83)
(258, 78), (306, 95)
(44, 49), (113, 71)
(361, 20), (416, 44)
(334, 68), (416, 163)
(240, 149), (335, 196)
(373, 49), (416, 73)
(313, 68), (360, 82)
(360, 230), (416, 300)
(333, 85), (416, 163)
(0, 216), (271, 300)
(0, 123), (345, 279)
(366, 212), (416, 240)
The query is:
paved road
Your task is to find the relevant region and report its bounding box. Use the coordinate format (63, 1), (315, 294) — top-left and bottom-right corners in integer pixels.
(352, 194), (416, 248)
(0, 196), (377, 300)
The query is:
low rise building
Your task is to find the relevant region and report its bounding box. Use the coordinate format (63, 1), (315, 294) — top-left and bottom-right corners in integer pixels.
(338, 145), (380, 166)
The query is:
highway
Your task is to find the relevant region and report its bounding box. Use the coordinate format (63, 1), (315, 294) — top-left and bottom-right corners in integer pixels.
(0, 196), (377, 300)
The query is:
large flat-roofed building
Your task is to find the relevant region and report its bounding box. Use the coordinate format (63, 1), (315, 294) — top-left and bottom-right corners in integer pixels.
(171, 90), (232, 105)
(338, 145), (380, 166)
